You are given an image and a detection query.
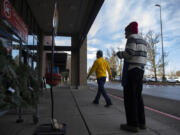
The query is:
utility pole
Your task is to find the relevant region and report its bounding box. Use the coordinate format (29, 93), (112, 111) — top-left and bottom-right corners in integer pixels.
(155, 4), (166, 81)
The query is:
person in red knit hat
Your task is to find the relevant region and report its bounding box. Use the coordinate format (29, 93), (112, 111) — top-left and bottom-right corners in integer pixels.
(115, 21), (148, 132)
(125, 21), (138, 35)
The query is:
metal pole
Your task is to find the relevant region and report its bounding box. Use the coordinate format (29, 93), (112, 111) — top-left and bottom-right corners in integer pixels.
(155, 4), (166, 81)
(50, 28), (55, 121)
(32, 35), (35, 69)
(159, 6), (166, 81)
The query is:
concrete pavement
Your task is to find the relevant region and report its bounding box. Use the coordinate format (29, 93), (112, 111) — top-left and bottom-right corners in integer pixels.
(73, 87), (180, 135)
(0, 86), (180, 135)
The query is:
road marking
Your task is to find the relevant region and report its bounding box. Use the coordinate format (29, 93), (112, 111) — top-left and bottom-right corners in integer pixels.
(89, 87), (180, 121)
(144, 106), (180, 121)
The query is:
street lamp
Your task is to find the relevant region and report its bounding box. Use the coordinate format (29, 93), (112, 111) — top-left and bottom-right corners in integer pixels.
(155, 4), (166, 81)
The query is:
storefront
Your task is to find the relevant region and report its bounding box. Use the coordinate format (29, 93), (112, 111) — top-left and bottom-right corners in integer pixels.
(0, 0), (40, 118)
(0, 0), (40, 68)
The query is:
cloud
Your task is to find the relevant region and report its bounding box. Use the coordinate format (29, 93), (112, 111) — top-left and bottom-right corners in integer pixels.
(86, 0), (180, 71)
(163, 11), (180, 37)
(88, 53), (96, 60)
(112, 33), (123, 40)
(141, 12), (157, 29)
(163, 38), (179, 48)
(87, 46), (98, 60)
(89, 0), (180, 39)
(88, 46), (98, 52)
(105, 40), (126, 50)
(87, 38), (101, 45)
(88, 12), (103, 38)
(104, 0), (125, 32)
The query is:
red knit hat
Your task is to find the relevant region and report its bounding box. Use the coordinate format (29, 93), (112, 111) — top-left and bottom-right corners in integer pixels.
(125, 22), (138, 34)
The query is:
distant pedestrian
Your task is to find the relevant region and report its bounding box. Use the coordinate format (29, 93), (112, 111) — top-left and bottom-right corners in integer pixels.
(115, 22), (147, 132)
(87, 50), (112, 107)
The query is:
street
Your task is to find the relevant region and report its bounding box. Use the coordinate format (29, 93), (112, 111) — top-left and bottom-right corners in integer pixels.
(88, 81), (180, 101)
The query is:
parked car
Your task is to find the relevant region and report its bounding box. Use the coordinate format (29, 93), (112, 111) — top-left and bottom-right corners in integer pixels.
(145, 77), (156, 82)
(167, 78), (177, 83)
(89, 76), (96, 81)
(114, 76), (120, 81)
(174, 77), (180, 82)
(167, 77), (180, 83)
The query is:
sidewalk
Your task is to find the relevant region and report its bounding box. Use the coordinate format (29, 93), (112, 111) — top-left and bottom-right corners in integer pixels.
(71, 88), (165, 135)
(0, 86), (180, 135)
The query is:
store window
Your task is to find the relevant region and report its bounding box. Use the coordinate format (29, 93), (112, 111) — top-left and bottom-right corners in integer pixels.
(11, 35), (19, 59)
(0, 37), (12, 55)
(28, 35), (38, 46)
(55, 36), (71, 46)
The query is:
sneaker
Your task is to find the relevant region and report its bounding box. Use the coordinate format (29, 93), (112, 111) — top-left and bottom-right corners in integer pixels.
(104, 103), (112, 107)
(120, 124), (139, 132)
(139, 124), (146, 130)
(92, 101), (99, 104)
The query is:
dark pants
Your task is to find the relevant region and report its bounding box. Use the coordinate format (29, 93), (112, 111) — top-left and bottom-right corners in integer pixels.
(123, 68), (145, 127)
(94, 77), (112, 104)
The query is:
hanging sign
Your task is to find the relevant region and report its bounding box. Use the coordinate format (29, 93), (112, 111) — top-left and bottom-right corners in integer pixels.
(1, 0), (28, 42)
(52, 2), (59, 34)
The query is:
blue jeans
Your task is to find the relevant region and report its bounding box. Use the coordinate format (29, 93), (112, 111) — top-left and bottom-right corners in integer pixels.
(94, 77), (112, 104)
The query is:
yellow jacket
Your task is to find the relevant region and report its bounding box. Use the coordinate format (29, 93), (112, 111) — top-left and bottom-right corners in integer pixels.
(89, 57), (112, 78)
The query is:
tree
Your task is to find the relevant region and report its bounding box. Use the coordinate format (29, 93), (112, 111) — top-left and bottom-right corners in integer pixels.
(169, 70), (176, 78)
(145, 31), (159, 81)
(176, 71), (180, 76)
(110, 48), (118, 76)
(117, 48), (123, 81)
(157, 51), (168, 77)
(106, 48), (118, 78)
(145, 30), (168, 81)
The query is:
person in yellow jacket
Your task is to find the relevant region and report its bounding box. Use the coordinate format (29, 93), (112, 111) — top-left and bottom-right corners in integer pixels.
(87, 50), (112, 107)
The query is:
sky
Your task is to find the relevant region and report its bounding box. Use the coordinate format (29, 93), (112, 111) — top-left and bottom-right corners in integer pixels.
(86, 0), (180, 74)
